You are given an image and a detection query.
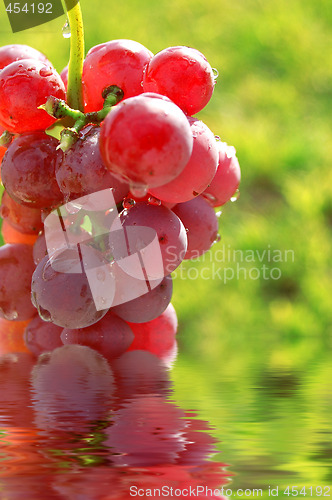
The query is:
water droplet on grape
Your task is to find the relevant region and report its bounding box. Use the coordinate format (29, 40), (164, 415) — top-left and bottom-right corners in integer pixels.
(215, 211), (222, 218)
(202, 192), (217, 204)
(122, 197), (136, 210)
(212, 234), (221, 245)
(38, 305), (52, 322)
(214, 135), (221, 141)
(39, 67), (53, 77)
(62, 20), (71, 38)
(231, 189), (240, 202)
(212, 68), (219, 80)
(129, 183), (148, 198)
(185, 228), (189, 233)
(148, 196), (161, 206)
(4, 310), (18, 321)
(65, 201), (82, 214)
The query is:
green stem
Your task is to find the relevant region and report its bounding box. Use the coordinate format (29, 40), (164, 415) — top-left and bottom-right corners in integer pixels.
(63, 0), (85, 111)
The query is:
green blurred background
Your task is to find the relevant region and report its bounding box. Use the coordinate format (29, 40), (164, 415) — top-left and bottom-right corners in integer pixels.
(0, 0), (331, 496)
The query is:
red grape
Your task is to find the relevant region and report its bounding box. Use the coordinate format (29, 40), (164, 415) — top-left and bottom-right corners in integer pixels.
(99, 93), (193, 189)
(60, 64), (68, 89)
(61, 311), (134, 360)
(0, 191), (43, 234)
(202, 141), (241, 207)
(111, 275), (173, 323)
(143, 46), (215, 115)
(82, 39), (153, 112)
(173, 196), (219, 259)
(0, 244), (37, 321)
(24, 315), (63, 357)
(32, 232), (48, 265)
(113, 201), (187, 276)
(55, 125), (129, 203)
(149, 117), (219, 203)
(0, 44), (49, 70)
(1, 131), (64, 209)
(127, 303), (178, 359)
(0, 59), (65, 133)
(1, 220), (38, 245)
(31, 249), (109, 328)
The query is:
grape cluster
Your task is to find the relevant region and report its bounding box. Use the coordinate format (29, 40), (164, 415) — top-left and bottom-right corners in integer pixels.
(0, 41), (241, 349)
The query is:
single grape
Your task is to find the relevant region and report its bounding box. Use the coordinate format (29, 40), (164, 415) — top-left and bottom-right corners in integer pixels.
(112, 201), (187, 276)
(31, 249), (109, 329)
(202, 141), (241, 207)
(127, 303), (178, 360)
(143, 46), (215, 115)
(149, 117), (219, 203)
(1, 131), (64, 209)
(172, 196), (219, 259)
(24, 315), (63, 357)
(82, 39), (153, 112)
(111, 275), (173, 323)
(99, 93), (193, 189)
(61, 311), (134, 361)
(0, 44), (49, 70)
(56, 125), (129, 203)
(0, 191), (43, 234)
(0, 59), (65, 133)
(1, 220), (38, 246)
(0, 244), (37, 321)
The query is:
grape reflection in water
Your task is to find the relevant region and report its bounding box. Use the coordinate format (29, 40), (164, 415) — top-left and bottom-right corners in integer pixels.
(0, 317), (229, 499)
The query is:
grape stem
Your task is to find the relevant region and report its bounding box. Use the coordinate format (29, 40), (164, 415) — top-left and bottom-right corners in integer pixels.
(63, 0), (85, 112)
(41, 86), (124, 151)
(0, 130), (14, 147)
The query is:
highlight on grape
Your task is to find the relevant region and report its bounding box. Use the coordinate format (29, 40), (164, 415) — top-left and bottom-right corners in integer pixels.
(0, 33), (241, 343)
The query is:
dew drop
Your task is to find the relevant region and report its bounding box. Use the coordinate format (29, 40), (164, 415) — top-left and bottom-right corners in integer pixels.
(231, 189), (240, 202)
(38, 305), (52, 322)
(62, 19), (71, 38)
(213, 233), (221, 244)
(39, 67), (53, 77)
(148, 196), (161, 206)
(214, 135), (221, 142)
(215, 211), (222, 218)
(129, 183), (148, 198)
(202, 192), (217, 204)
(4, 310), (18, 321)
(212, 68), (219, 80)
(185, 228), (189, 233)
(123, 197), (136, 210)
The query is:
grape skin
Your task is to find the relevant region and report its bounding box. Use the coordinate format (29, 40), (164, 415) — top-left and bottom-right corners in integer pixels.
(115, 201), (188, 275)
(99, 93), (193, 189)
(82, 39), (153, 112)
(111, 275), (173, 324)
(202, 141), (241, 207)
(0, 44), (50, 70)
(143, 46), (215, 115)
(1, 131), (64, 209)
(55, 125), (129, 203)
(149, 117), (219, 203)
(0, 244), (37, 321)
(31, 250), (109, 329)
(0, 191), (43, 234)
(173, 196), (219, 259)
(0, 59), (65, 133)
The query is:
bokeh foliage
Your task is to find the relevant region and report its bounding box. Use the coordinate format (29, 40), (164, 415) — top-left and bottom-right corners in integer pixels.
(0, 0), (331, 495)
